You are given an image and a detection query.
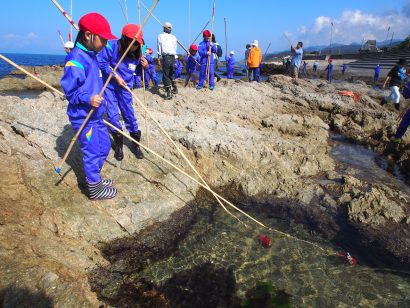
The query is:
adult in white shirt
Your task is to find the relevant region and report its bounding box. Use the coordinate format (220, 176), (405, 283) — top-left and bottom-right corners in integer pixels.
(157, 22), (178, 100)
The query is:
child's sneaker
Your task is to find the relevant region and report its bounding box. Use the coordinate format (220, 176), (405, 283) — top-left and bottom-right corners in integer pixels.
(380, 98), (388, 106)
(210, 86), (214, 91)
(394, 103), (401, 111)
(196, 85), (202, 90)
(390, 137), (402, 144)
(87, 180), (117, 200)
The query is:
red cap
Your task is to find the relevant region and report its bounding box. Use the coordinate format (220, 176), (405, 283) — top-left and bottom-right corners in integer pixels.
(78, 13), (117, 40)
(190, 44), (198, 51)
(203, 30), (211, 37)
(122, 24), (143, 44)
(146, 47), (153, 54)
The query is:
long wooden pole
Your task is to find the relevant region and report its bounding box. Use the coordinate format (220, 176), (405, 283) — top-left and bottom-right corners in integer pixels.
(224, 17), (227, 56)
(122, 84), (245, 226)
(105, 120), (270, 229)
(191, 20), (209, 45)
(69, 0), (73, 41)
(51, 0), (78, 30)
(138, 0), (149, 147)
(206, 0), (216, 86)
(57, 30), (65, 47)
(141, 1), (200, 66)
(2, 54), (343, 250)
(0, 54), (64, 96)
(53, 0), (159, 174)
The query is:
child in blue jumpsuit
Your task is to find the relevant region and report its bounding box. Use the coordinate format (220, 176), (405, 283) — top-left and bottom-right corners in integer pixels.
(325, 58), (333, 83)
(225, 51), (235, 79)
(342, 63), (347, 74)
(184, 44), (200, 87)
(98, 24), (148, 161)
(144, 47), (159, 88)
(174, 55), (182, 79)
(374, 64), (381, 83)
(60, 13), (117, 200)
(196, 30), (217, 90)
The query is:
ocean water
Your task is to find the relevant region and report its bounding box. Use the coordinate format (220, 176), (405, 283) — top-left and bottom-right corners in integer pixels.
(0, 53), (65, 78)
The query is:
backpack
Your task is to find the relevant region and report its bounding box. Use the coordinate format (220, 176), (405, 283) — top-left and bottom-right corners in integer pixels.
(216, 44), (223, 57)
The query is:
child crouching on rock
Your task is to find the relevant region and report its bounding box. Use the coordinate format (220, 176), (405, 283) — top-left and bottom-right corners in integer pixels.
(60, 13), (118, 200)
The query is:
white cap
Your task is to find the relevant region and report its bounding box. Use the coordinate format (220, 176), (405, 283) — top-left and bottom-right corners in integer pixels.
(252, 40), (259, 47)
(164, 22), (172, 29)
(64, 41), (74, 49)
(230, 51), (235, 55)
(175, 54), (179, 59)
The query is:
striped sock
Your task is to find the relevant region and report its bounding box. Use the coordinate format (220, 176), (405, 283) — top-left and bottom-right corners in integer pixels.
(87, 180), (117, 200)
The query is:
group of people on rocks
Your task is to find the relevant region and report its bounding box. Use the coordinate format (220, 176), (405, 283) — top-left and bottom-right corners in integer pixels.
(61, 12), (266, 201)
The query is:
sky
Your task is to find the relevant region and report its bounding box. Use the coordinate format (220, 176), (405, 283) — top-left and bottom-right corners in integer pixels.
(0, 0), (409, 56)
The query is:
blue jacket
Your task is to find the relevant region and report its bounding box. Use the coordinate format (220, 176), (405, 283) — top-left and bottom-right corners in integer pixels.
(198, 40), (217, 64)
(225, 55), (235, 69)
(97, 40), (142, 90)
(174, 59), (182, 77)
(375, 65), (381, 74)
(61, 42), (105, 124)
(185, 54), (200, 73)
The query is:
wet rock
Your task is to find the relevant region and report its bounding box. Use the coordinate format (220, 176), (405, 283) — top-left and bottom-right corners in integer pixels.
(348, 186), (406, 225)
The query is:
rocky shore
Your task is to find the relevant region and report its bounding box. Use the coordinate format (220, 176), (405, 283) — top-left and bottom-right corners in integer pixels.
(1, 69), (410, 306)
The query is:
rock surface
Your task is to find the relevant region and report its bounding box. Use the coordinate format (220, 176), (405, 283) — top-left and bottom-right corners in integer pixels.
(1, 73), (410, 306)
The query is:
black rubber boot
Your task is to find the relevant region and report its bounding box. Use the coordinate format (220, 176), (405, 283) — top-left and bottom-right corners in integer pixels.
(111, 132), (124, 161)
(130, 130), (144, 159)
(165, 87), (173, 100)
(171, 81), (178, 94)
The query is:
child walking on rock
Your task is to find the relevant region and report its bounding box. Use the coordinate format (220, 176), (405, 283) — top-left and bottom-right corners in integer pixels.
(97, 24), (148, 161)
(60, 13), (118, 200)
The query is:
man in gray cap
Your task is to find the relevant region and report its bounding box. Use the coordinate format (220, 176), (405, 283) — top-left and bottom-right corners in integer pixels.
(157, 21), (178, 99)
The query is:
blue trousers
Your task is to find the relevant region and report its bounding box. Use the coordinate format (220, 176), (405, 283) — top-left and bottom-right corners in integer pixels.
(396, 107), (410, 138)
(105, 86), (139, 134)
(71, 119), (111, 183)
(227, 66), (234, 79)
(327, 72), (333, 83)
(146, 66), (158, 87)
(198, 61), (215, 87)
(374, 73), (380, 82)
(249, 67), (260, 82)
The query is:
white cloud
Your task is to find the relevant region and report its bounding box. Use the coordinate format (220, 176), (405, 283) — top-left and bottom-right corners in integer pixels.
(3, 33), (21, 40)
(296, 8), (410, 46)
(27, 32), (40, 40)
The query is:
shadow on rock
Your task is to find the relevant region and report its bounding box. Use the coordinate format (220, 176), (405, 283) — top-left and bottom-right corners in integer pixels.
(0, 286), (53, 308)
(54, 124), (86, 194)
(159, 262), (237, 308)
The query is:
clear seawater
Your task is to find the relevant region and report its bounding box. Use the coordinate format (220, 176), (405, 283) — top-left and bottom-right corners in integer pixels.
(0, 53), (65, 78)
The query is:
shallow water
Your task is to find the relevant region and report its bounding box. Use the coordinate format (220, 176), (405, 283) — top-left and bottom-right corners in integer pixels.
(131, 137), (410, 306)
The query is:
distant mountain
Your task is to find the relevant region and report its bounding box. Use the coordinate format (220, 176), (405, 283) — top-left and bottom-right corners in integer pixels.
(266, 38), (405, 60)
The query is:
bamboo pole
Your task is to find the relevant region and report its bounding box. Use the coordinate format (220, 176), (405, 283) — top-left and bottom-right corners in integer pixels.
(0, 54), (64, 96)
(122, 84), (245, 226)
(191, 20), (209, 45)
(141, 1), (200, 66)
(2, 54), (343, 252)
(105, 120), (270, 229)
(69, 0), (73, 41)
(51, 0), (78, 30)
(138, 0), (149, 147)
(206, 0), (216, 86)
(53, 0), (159, 174)
(57, 30), (65, 47)
(224, 17), (227, 56)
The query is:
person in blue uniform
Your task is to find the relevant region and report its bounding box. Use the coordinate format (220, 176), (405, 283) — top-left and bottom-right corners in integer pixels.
(144, 47), (159, 88)
(174, 55), (182, 79)
(196, 30), (217, 90)
(98, 24), (148, 161)
(60, 13), (118, 200)
(225, 51), (235, 79)
(325, 58), (333, 83)
(381, 58), (408, 111)
(184, 44), (200, 87)
(374, 64), (381, 83)
(342, 63), (347, 74)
